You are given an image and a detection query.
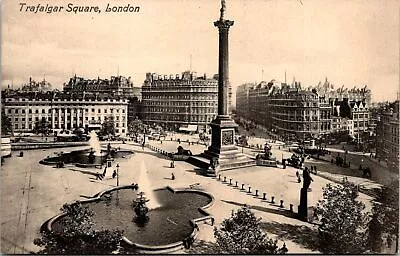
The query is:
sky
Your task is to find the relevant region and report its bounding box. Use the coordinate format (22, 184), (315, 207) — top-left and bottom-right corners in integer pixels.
(1, 0), (399, 103)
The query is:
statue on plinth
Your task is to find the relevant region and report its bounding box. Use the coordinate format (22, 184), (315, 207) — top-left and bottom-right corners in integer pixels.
(302, 167), (313, 190)
(134, 192), (149, 224)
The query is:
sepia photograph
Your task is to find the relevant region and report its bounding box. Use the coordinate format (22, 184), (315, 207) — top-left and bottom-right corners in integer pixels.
(1, 0), (399, 254)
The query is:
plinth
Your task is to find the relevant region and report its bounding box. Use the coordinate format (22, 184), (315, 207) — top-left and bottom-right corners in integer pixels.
(298, 188), (308, 221)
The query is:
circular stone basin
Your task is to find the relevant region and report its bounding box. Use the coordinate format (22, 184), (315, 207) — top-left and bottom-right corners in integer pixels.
(50, 187), (213, 247)
(40, 148), (133, 167)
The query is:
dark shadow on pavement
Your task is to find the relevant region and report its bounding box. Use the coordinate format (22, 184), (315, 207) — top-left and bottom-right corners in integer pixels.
(221, 200), (298, 219)
(185, 168), (207, 176)
(260, 221), (320, 252)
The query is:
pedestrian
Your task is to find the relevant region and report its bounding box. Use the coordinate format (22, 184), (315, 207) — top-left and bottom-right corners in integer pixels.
(170, 160), (175, 168)
(296, 170), (299, 178)
(103, 166), (107, 176)
(171, 173), (175, 180)
(211, 217), (215, 226)
(112, 170), (117, 179)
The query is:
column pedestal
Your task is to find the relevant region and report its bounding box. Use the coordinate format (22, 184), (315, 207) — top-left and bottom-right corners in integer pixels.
(298, 188), (308, 221)
(202, 116), (255, 175)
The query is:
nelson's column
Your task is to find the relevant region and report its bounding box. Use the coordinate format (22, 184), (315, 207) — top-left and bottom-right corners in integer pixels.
(202, 0), (255, 175)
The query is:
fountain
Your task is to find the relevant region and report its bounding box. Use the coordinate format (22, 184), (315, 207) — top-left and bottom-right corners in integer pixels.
(137, 160), (161, 210)
(39, 131), (133, 168)
(133, 191), (150, 224)
(88, 131), (103, 156)
(46, 185), (215, 253)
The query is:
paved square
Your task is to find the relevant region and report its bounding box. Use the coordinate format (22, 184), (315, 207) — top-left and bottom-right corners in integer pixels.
(1, 141), (375, 254)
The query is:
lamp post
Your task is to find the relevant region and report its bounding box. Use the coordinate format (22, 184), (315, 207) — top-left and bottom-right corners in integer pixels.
(116, 163), (120, 186)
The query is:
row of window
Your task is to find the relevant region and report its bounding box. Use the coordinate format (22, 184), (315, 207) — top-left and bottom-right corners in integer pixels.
(13, 122), (126, 134)
(6, 108), (126, 114)
(11, 116), (126, 126)
(144, 108), (215, 114)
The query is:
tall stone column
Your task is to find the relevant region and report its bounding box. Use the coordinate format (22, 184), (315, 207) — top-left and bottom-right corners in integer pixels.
(202, 0), (254, 174)
(214, 19), (233, 117)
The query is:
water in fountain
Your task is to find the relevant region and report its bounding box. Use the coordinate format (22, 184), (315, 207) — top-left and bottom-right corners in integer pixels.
(138, 160), (161, 210)
(89, 131), (103, 156)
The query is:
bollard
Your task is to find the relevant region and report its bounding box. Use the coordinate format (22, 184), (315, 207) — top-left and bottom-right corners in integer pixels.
(255, 190), (258, 196)
(218, 174), (221, 180)
(271, 196), (275, 204)
(289, 204), (293, 212)
(229, 179), (232, 185)
(235, 181), (238, 187)
(263, 193), (266, 200)
(223, 177), (227, 182)
(241, 184), (245, 190)
(248, 187), (251, 193)
(280, 200), (284, 208)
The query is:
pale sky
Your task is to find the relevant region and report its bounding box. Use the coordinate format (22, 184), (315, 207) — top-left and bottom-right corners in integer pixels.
(1, 0), (399, 102)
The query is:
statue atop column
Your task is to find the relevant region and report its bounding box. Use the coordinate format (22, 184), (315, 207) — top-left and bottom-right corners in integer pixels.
(220, 0), (226, 20)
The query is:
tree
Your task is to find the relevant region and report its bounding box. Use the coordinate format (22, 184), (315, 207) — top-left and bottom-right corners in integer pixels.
(128, 119), (146, 138)
(34, 202), (123, 254)
(101, 115), (116, 137)
(34, 117), (51, 135)
(315, 180), (369, 254)
(214, 206), (288, 254)
(1, 109), (12, 136)
(368, 185), (399, 252)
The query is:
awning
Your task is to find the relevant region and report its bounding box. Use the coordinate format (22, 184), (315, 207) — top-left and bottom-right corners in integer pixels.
(179, 125), (198, 132)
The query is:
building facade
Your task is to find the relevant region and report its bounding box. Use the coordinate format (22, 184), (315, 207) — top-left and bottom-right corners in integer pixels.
(64, 75), (136, 97)
(63, 75), (141, 123)
(376, 101), (399, 172)
(141, 71), (218, 132)
(236, 81), (332, 140)
(236, 79), (371, 141)
(2, 91), (128, 137)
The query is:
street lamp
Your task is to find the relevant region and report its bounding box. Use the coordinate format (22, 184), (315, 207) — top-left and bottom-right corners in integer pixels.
(116, 163), (120, 186)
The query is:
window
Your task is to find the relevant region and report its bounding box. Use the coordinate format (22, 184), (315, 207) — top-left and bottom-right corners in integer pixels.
(14, 124), (18, 129)
(42, 109), (45, 114)
(22, 109), (26, 114)
(15, 109), (19, 114)
(98, 109), (101, 113)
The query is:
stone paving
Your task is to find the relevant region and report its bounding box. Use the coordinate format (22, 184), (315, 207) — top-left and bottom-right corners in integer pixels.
(0, 141), (376, 254)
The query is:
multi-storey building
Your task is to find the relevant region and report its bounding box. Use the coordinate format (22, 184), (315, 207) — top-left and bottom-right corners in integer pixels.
(237, 78), (372, 141)
(330, 98), (370, 140)
(64, 75), (136, 96)
(376, 101), (399, 172)
(2, 91), (128, 137)
(141, 71), (218, 132)
(331, 116), (354, 137)
(63, 75), (141, 123)
(236, 81), (331, 140)
(316, 78), (372, 105)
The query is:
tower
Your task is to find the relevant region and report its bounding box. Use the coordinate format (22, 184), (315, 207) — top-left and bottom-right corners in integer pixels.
(202, 0), (255, 174)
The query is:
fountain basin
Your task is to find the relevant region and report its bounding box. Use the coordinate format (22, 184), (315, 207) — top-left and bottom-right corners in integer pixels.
(45, 185), (215, 253)
(39, 148), (133, 167)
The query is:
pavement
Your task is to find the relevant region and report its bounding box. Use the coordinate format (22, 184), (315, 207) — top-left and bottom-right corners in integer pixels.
(0, 140), (378, 254)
